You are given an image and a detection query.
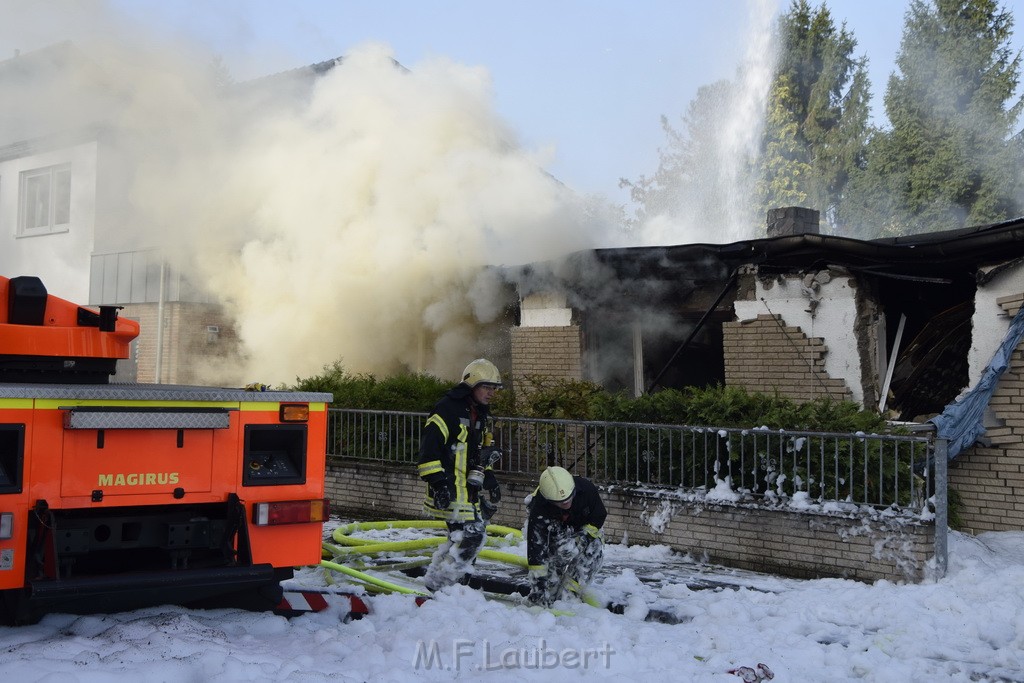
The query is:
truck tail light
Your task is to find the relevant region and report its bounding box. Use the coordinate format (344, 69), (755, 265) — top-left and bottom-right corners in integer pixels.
(0, 512), (13, 539)
(253, 499), (329, 526)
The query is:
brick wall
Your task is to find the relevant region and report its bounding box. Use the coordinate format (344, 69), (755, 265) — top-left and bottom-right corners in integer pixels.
(119, 302), (242, 385)
(325, 459), (935, 583)
(510, 325), (582, 387)
(946, 293), (1024, 533)
(949, 445), (1024, 532)
(723, 313), (852, 403)
(606, 491), (932, 582)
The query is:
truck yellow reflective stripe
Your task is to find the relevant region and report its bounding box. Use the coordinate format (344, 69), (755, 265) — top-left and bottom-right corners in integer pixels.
(29, 397), (323, 409)
(425, 414), (449, 441)
(239, 402), (274, 410)
(239, 401), (327, 411)
(0, 398), (33, 409)
(418, 461), (444, 477)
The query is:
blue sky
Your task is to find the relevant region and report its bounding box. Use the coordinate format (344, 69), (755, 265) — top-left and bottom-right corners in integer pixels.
(11, 0), (1024, 203)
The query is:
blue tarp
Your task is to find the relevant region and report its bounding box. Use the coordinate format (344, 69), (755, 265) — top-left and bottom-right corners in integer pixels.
(929, 304), (1024, 460)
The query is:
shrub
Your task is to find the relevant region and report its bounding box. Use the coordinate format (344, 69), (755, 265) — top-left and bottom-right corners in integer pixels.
(293, 365), (892, 433)
(501, 378), (890, 434)
(295, 367), (931, 507)
(287, 361), (449, 412)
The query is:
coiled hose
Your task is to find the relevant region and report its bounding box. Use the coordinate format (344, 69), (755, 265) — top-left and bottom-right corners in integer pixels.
(319, 519), (526, 596)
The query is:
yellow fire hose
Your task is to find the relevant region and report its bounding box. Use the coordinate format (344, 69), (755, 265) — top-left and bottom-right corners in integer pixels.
(329, 519), (523, 546)
(319, 520), (523, 594)
(318, 519), (600, 608)
(320, 560), (431, 596)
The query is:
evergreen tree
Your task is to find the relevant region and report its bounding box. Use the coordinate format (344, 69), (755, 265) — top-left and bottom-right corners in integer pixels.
(758, 0), (873, 234)
(868, 0), (1023, 235)
(759, 73), (815, 210)
(622, 1), (872, 240)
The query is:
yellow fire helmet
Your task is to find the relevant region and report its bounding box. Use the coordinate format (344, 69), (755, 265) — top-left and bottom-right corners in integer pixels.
(538, 466), (575, 503)
(462, 358), (503, 388)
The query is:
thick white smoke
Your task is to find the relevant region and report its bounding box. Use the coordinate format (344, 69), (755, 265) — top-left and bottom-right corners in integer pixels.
(0, 2), (601, 385)
(181, 44), (595, 383)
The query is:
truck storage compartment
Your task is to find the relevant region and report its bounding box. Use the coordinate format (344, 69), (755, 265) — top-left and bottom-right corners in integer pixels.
(60, 426), (216, 498)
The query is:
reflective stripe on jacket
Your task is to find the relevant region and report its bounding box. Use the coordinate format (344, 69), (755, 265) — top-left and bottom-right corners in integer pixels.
(417, 383), (493, 520)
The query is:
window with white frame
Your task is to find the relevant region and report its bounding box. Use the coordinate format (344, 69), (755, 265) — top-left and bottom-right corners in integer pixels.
(18, 164), (71, 235)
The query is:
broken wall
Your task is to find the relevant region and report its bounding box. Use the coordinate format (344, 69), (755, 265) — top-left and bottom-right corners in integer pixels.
(969, 265), (1024, 387)
(948, 291), (1024, 533)
(725, 266), (860, 404)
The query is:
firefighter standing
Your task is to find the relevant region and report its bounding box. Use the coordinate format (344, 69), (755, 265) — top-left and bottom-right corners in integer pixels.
(526, 466), (607, 606)
(417, 358), (503, 590)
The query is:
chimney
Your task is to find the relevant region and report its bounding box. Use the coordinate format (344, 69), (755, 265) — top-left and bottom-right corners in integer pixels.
(766, 207), (819, 238)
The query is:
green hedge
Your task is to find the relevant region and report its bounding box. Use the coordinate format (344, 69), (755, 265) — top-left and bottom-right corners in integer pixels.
(293, 365), (952, 515)
(290, 364), (892, 433)
(495, 375), (892, 434)
(287, 361), (450, 412)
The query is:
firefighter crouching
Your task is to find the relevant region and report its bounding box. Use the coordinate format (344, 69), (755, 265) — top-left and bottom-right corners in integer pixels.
(416, 358), (503, 591)
(526, 466), (607, 606)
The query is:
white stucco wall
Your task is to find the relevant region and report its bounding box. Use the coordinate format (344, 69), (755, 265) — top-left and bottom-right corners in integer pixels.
(520, 291), (572, 327)
(0, 141), (97, 302)
(968, 263), (1024, 388)
(734, 271), (864, 404)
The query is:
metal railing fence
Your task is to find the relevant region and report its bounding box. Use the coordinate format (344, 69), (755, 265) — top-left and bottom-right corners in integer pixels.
(326, 408), (942, 512)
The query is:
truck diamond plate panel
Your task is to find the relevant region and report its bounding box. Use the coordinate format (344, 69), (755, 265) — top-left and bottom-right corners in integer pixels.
(63, 408), (231, 430)
(0, 382), (332, 403)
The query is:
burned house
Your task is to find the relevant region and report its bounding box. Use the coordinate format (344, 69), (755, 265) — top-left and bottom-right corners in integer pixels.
(507, 207), (1024, 533)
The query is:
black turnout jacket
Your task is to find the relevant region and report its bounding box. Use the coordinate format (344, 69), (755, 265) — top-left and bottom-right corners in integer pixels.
(416, 383), (494, 521)
(526, 475), (606, 573)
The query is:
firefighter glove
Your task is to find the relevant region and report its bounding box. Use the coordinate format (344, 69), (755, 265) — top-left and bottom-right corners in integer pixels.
(578, 524), (602, 544)
(431, 481), (454, 510)
(483, 470), (501, 503)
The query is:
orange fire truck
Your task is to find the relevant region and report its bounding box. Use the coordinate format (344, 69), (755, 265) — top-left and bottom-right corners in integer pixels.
(0, 275), (332, 624)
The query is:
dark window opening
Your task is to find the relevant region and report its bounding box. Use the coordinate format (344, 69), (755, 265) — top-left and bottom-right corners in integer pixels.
(878, 273), (977, 420)
(582, 310), (727, 395)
